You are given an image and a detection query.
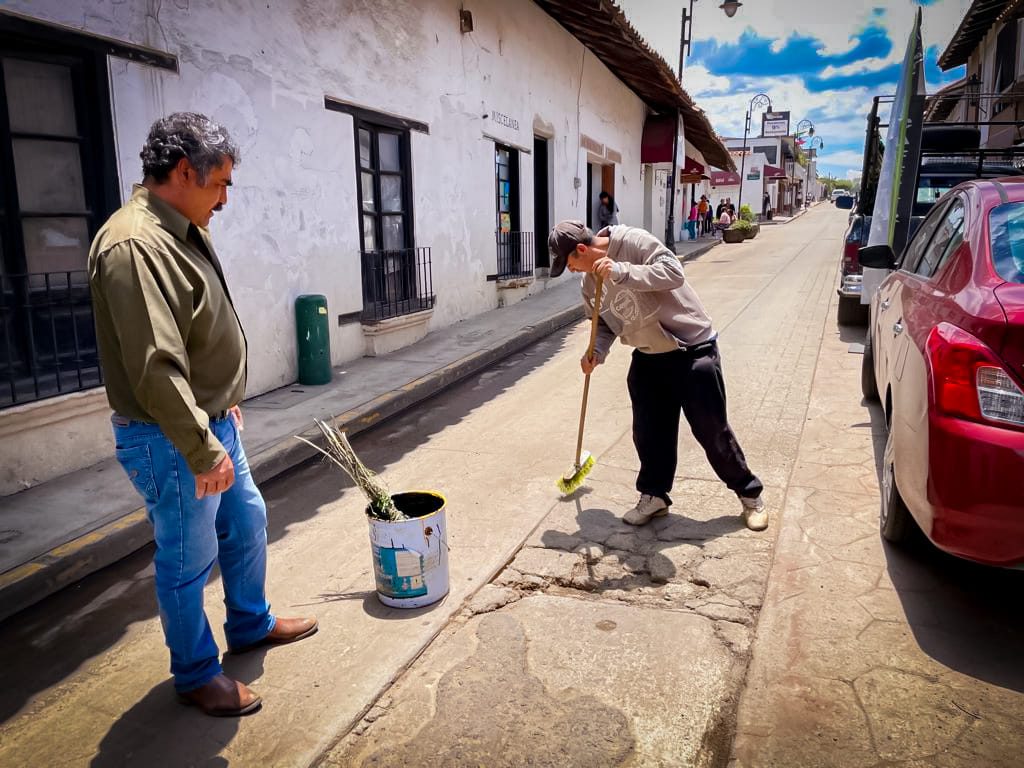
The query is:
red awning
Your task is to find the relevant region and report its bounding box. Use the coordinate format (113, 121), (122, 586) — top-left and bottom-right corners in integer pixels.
(682, 155), (705, 175)
(764, 164), (786, 179)
(710, 170), (740, 186)
(641, 114), (675, 164)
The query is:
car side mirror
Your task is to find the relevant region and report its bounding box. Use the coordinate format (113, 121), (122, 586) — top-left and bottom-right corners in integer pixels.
(859, 244), (897, 270)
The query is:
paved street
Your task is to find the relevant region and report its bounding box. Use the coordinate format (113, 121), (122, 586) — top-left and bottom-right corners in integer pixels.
(1, 204), (1021, 767)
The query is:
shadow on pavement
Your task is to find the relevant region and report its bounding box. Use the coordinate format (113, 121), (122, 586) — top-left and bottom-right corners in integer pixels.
(883, 538), (1024, 693)
(0, 327), (573, 734)
(90, 679), (237, 767)
(541, 501), (745, 590)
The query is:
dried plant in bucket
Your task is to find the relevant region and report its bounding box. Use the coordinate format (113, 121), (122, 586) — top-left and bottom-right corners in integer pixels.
(296, 419), (405, 521)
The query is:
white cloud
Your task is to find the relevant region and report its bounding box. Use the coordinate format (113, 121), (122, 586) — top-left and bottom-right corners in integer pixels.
(681, 62), (732, 95)
(821, 149), (870, 168)
(618, 0), (973, 72)
(819, 56), (894, 78)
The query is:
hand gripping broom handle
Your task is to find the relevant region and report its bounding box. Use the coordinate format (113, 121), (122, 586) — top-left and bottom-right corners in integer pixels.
(574, 276), (604, 467)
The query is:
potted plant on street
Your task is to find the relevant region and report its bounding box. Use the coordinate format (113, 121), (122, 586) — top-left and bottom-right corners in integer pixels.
(739, 204), (759, 239)
(297, 420), (450, 608)
(725, 219), (752, 242)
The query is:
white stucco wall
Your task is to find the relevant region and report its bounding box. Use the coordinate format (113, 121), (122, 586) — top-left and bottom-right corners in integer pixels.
(0, 0), (649, 494)
(5, 0), (646, 398)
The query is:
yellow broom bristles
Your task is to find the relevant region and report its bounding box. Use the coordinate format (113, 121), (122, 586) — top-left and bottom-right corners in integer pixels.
(556, 452), (595, 495)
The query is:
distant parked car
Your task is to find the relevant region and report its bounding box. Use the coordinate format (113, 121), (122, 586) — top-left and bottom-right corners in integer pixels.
(860, 178), (1024, 567)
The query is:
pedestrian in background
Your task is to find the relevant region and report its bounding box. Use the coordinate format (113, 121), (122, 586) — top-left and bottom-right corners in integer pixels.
(687, 199), (699, 240)
(88, 113), (317, 717)
(716, 206), (732, 238)
(546, 220), (768, 531)
(598, 191), (619, 227)
(698, 195), (710, 235)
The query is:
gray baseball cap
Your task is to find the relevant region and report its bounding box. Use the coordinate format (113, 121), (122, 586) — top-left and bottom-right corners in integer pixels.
(547, 220), (589, 278)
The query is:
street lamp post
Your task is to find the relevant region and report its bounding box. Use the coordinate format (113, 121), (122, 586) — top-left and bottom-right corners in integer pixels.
(737, 92), (771, 215)
(794, 119), (816, 209)
(666, 0), (742, 247)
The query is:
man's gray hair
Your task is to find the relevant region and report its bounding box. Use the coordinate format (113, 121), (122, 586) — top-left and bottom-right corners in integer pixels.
(140, 112), (240, 184)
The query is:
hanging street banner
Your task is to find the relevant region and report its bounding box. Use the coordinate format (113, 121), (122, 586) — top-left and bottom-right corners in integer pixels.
(762, 111), (790, 137)
(862, 7), (926, 304)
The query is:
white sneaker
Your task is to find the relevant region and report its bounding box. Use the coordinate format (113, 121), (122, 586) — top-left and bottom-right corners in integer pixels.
(740, 496), (768, 531)
(623, 494), (670, 525)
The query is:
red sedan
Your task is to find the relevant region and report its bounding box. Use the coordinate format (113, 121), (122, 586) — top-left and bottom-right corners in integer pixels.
(860, 178), (1024, 566)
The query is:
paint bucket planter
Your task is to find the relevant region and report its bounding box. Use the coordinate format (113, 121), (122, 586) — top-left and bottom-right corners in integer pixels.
(367, 491), (449, 608)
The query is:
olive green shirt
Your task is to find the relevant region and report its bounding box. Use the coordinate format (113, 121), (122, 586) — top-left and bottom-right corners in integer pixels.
(88, 185), (247, 475)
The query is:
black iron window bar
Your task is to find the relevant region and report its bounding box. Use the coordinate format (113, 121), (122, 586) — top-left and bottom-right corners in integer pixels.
(360, 246), (435, 322)
(0, 270), (102, 408)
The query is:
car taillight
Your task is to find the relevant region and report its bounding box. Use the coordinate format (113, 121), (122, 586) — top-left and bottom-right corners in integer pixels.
(842, 241), (861, 273)
(926, 323), (1024, 427)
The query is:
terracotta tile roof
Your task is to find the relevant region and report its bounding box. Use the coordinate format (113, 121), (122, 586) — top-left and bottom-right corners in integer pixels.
(939, 0), (1024, 70)
(533, 0), (735, 171)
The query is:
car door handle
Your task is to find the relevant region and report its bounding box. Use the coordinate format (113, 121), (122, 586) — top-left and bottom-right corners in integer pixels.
(880, 299), (891, 310)
(893, 321), (904, 335)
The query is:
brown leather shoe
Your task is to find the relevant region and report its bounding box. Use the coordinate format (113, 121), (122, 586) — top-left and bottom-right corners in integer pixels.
(229, 616), (319, 654)
(179, 673), (261, 717)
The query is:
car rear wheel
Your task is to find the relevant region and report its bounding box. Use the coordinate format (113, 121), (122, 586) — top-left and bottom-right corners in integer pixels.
(861, 329), (879, 402)
(838, 296), (868, 326)
(880, 424), (913, 544)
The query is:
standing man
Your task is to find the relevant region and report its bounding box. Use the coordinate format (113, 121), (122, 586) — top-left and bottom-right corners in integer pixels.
(547, 220), (767, 531)
(88, 113), (317, 717)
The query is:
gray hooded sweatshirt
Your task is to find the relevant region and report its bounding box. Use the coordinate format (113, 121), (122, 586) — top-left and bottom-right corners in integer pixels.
(583, 225), (714, 362)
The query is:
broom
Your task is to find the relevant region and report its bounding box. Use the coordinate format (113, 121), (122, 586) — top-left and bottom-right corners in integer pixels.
(557, 275), (604, 495)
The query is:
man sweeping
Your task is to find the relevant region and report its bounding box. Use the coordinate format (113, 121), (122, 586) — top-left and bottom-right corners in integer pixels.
(547, 220), (767, 531)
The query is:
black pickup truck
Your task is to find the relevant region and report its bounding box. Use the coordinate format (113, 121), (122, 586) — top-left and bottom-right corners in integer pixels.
(836, 110), (1024, 325)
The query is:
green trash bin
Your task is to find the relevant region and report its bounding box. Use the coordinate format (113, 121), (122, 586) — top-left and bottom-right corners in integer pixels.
(295, 294), (332, 385)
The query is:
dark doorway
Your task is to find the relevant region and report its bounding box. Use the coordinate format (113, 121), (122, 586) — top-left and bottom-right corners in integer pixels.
(533, 135), (549, 268)
(601, 164), (615, 199)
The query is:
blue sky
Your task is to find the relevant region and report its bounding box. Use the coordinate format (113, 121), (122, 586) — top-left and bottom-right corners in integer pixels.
(617, 0), (971, 178)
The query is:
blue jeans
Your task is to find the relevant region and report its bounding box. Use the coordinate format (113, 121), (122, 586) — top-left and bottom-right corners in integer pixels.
(113, 415), (275, 692)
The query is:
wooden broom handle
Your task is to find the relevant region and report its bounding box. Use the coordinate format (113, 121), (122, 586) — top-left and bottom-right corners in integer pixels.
(575, 276), (604, 466)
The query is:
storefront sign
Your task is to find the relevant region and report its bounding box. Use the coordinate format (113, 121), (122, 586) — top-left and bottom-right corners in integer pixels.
(747, 168), (761, 180)
(491, 111), (519, 131)
(762, 110), (790, 138)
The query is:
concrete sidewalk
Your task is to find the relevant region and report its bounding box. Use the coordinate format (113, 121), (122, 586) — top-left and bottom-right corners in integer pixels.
(0, 278), (587, 622)
(0, 235), (727, 624)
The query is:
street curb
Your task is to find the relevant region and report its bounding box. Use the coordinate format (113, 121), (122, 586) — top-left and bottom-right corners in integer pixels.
(0, 302), (585, 622)
(676, 239), (721, 263)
